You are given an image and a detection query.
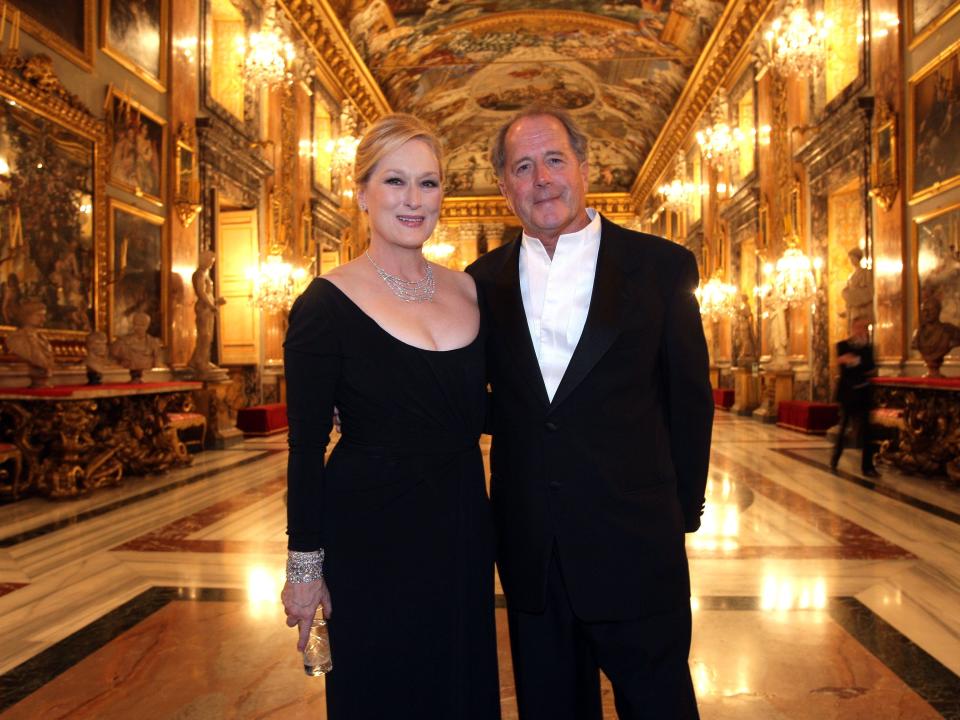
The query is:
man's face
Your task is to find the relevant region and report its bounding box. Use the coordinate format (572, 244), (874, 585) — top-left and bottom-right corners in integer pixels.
(498, 114), (589, 243)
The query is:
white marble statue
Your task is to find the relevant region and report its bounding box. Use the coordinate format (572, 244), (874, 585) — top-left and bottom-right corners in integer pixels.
(110, 312), (165, 382)
(6, 300), (56, 387)
(841, 247), (874, 328)
(187, 250), (227, 380)
(85, 331), (118, 385)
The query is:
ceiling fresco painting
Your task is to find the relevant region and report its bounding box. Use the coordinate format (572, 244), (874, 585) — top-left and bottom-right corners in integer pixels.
(338, 1), (726, 196)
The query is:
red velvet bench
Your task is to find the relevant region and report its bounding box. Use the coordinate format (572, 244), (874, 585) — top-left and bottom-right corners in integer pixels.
(236, 403), (289, 437)
(777, 400), (839, 434)
(713, 388), (735, 410)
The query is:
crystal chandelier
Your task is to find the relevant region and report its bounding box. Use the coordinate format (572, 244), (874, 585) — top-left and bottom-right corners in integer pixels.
(328, 102), (361, 178)
(657, 152), (697, 212)
(763, 1), (833, 77)
(242, 1), (296, 88)
(422, 223), (457, 265)
(695, 275), (739, 320)
(761, 241), (818, 308)
(248, 254), (308, 313)
(696, 92), (742, 170)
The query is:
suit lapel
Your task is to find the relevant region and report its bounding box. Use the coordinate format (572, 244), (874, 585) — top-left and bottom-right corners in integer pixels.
(488, 237), (551, 409)
(549, 218), (628, 411)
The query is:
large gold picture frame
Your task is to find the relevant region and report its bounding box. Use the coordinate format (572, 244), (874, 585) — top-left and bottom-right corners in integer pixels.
(104, 85), (167, 207)
(912, 200), (960, 349)
(907, 0), (960, 50)
(11, 0), (95, 72)
(100, 0), (169, 92)
(908, 38), (960, 204)
(0, 58), (107, 361)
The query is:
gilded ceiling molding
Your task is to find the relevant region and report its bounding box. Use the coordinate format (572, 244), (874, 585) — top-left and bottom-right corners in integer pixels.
(630, 0), (775, 208)
(445, 11), (636, 36)
(441, 193), (635, 224)
(278, 0), (391, 122)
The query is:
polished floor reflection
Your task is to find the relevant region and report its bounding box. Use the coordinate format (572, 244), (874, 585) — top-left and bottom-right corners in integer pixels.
(0, 415), (958, 718)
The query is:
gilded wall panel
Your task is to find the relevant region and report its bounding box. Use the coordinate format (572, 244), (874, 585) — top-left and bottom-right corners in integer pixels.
(827, 179), (865, 393)
(168, 0), (201, 368)
(824, 0), (863, 103)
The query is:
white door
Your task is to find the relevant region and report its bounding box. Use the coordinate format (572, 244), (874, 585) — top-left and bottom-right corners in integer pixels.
(217, 209), (260, 365)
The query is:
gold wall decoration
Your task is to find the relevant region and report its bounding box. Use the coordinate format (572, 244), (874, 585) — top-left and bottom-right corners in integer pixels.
(174, 123), (202, 228)
(824, 0), (863, 103)
(869, 98), (898, 211)
(278, 0), (391, 123)
(631, 0), (776, 208)
(0, 52), (107, 361)
(441, 193), (636, 225)
(758, 197), (770, 251)
(908, 38), (960, 203)
(208, 0), (246, 122)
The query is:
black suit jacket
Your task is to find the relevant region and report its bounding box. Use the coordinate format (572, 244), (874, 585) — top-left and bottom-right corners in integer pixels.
(466, 216), (713, 622)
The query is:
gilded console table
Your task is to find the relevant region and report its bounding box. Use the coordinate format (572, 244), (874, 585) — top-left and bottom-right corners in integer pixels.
(872, 377), (960, 482)
(0, 381), (202, 500)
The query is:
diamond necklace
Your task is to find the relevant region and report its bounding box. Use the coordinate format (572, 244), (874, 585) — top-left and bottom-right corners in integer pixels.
(365, 251), (436, 303)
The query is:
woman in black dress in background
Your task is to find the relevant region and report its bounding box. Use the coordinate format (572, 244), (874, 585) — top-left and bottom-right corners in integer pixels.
(280, 114), (500, 719)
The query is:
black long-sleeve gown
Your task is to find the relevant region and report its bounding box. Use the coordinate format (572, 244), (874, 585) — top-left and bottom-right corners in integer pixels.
(284, 278), (500, 719)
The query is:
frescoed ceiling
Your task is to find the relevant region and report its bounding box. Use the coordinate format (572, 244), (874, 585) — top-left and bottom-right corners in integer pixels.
(335, 0), (726, 196)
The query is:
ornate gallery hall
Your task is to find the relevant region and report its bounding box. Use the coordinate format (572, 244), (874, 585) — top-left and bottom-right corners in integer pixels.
(0, 0), (958, 717)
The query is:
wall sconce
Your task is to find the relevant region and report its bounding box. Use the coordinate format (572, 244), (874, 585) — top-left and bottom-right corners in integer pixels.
(174, 124), (202, 228)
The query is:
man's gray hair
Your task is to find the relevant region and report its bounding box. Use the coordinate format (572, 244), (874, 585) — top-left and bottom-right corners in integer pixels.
(489, 104), (589, 178)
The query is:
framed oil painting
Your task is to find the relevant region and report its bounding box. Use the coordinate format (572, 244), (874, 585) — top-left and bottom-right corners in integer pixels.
(105, 86), (166, 206)
(10, 0), (94, 71)
(909, 39), (960, 203)
(908, 0), (960, 48)
(913, 202), (960, 342)
(0, 92), (96, 333)
(101, 0), (168, 91)
(108, 199), (165, 340)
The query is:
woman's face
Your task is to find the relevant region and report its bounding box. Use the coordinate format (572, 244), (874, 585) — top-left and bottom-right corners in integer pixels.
(359, 139), (442, 251)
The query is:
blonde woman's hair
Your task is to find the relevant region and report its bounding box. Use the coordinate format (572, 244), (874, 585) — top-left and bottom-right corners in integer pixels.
(354, 113), (444, 187)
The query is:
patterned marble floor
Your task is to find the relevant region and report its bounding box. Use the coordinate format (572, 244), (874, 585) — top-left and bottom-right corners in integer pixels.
(0, 415), (958, 719)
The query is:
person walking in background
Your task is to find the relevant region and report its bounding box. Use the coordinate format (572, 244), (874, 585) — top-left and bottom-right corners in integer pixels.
(831, 316), (879, 478)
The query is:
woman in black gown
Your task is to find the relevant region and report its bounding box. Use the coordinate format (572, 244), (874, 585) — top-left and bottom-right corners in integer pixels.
(280, 114), (500, 719)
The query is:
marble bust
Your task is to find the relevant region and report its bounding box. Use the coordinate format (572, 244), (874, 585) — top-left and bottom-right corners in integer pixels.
(85, 331), (118, 385)
(6, 300), (56, 388)
(110, 312), (165, 382)
(912, 293), (960, 377)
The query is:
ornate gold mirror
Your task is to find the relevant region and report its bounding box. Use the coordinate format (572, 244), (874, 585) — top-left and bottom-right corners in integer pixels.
(869, 99), (898, 211)
(0, 55), (107, 361)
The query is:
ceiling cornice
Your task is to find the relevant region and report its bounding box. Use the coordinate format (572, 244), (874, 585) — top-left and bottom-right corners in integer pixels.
(279, 0), (391, 122)
(629, 0), (775, 209)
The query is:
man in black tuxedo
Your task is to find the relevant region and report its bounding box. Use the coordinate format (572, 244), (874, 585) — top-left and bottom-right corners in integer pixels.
(467, 106), (713, 720)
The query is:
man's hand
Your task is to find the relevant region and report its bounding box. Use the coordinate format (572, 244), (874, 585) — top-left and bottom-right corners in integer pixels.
(281, 577), (333, 651)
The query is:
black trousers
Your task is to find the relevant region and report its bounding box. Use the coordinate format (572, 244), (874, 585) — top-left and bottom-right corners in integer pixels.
(831, 399), (876, 473)
(507, 550), (699, 720)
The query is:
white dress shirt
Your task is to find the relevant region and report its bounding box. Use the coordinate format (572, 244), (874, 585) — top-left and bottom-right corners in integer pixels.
(519, 208), (602, 401)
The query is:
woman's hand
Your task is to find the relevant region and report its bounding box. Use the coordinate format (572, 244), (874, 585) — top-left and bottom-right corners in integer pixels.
(281, 577), (333, 651)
